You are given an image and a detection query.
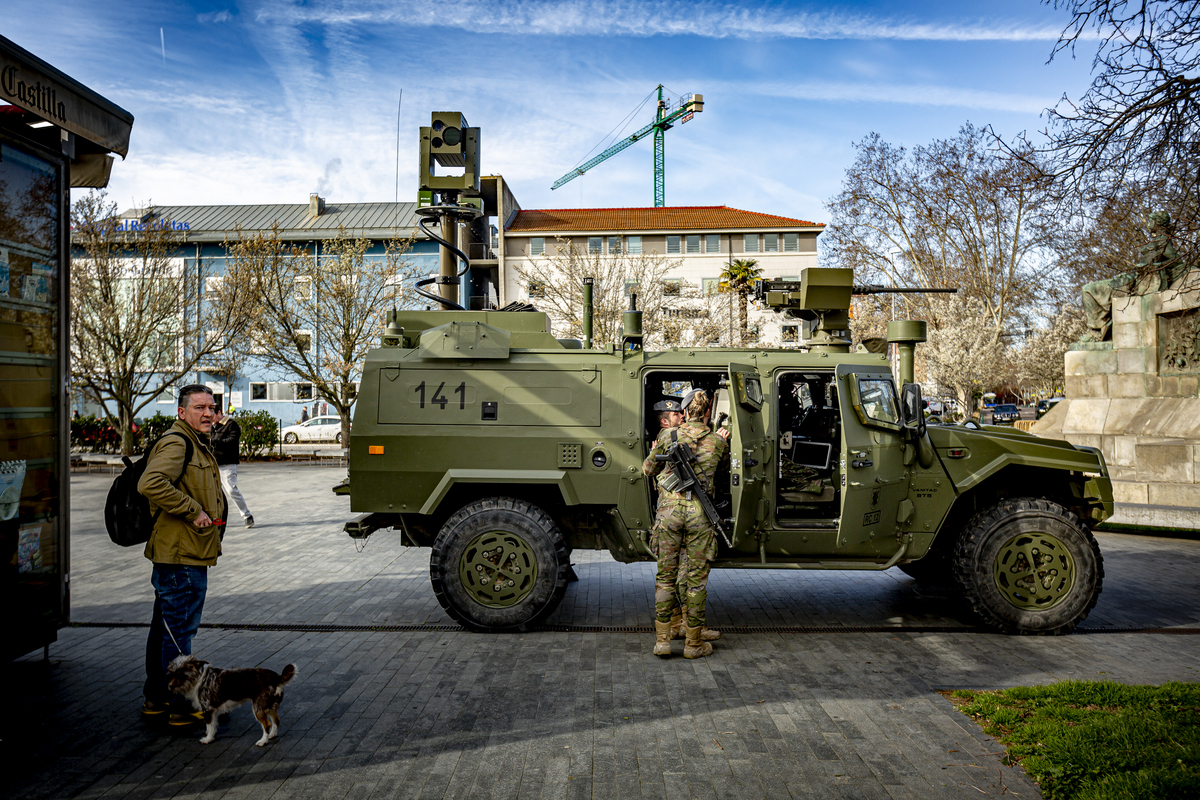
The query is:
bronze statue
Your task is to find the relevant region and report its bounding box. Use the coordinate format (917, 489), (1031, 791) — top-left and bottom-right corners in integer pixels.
(1082, 211), (1183, 341)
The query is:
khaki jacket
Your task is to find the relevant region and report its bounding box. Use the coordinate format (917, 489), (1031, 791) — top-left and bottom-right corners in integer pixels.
(138, 420), (227, 566)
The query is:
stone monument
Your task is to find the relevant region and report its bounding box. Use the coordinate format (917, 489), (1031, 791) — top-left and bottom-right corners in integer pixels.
(1034, 212), (1200, 527)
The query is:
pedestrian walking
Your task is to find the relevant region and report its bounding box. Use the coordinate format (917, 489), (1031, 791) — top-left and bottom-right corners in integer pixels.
(138, 384), (228, 727)
(211, 406), (254, 529)
(642, 388), (729, 658)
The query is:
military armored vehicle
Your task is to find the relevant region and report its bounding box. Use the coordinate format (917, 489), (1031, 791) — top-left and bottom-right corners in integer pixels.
(344, 265), (1112, 636)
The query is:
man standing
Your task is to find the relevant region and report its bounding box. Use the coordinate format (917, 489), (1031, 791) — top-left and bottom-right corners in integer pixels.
(211, 406), (254, 528)
(642, 389), (729, 658)
(138, 385), (228, 725)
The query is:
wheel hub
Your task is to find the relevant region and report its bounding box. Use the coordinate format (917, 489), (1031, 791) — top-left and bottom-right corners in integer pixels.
(992, 532), (1075, 610)
(458, 531), (538, 608)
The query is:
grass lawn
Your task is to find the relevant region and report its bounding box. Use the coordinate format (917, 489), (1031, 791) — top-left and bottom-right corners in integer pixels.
(945, 681), (1199, 799)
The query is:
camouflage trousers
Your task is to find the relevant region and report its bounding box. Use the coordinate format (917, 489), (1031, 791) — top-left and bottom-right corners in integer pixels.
(652, 498), (716, 627)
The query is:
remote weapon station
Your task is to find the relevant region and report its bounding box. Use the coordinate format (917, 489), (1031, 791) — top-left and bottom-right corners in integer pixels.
(344, 113), (1113, 635)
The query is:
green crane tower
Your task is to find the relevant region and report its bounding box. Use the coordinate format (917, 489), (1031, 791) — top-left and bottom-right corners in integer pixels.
(551, 85), (704, 207)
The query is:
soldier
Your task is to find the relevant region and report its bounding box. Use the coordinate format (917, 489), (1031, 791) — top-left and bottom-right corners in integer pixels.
(642, 388), (730, 658)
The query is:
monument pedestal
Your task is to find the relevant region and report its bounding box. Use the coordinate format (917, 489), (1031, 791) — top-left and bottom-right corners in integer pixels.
(1033, 286), (1200, 528)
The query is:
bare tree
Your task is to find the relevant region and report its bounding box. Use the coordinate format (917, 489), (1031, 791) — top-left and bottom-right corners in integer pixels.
(824, 125), (1060, 335)
(918, 294), (1010, 416)
(70, 191), (253, 454)
(1017, 304), (1087, 397)
(225, 226), (419, 444)
(514, 241), (730, 348)
(1044, 1), (1200, 194)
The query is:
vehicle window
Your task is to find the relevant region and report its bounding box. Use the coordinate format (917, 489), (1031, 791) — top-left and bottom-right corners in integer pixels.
(857, 378), (900, 425)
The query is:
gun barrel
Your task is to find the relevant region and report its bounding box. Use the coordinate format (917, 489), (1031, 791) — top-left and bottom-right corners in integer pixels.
(853, 286), (959, 294)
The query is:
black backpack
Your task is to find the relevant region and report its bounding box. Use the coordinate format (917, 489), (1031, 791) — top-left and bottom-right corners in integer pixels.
(105, 432), (193, 547)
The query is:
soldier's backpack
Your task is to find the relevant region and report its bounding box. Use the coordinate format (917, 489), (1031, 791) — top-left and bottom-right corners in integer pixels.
(104, 432), (193, 547)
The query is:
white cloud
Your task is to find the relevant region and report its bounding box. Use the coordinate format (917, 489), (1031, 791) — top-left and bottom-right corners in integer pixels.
(197, 10), (234, 23)
(248, 0), (1062, 42)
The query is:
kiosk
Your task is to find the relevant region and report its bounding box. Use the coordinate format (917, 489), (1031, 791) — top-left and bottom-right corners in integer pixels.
(0, 34), (133, 660)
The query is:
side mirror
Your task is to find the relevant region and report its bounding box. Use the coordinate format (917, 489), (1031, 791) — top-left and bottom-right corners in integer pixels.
(900, 383), (926, 440)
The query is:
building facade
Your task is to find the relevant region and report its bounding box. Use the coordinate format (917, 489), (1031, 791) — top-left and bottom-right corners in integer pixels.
(496, 205), (824, 344)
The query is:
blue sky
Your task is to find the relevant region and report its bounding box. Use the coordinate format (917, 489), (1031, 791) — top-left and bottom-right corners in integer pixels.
(6, 0), (1098, 224)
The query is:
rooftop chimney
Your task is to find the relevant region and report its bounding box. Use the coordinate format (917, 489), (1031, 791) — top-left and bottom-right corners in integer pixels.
(309, 193), (325, 217)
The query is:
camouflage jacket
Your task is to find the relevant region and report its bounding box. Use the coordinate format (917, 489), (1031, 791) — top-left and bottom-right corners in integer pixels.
(642, 421), (728, 500)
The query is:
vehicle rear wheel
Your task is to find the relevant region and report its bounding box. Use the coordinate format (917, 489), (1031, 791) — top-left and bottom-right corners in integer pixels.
(953, 497), (1103, 635)
(429, 497), (570, 632)
(335, 432), (343, 444)
(284, 432), (298, 444)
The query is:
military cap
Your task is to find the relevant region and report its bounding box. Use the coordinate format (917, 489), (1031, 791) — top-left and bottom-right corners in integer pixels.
(652, 399), (683, 412)
(681, 388), (704, 411)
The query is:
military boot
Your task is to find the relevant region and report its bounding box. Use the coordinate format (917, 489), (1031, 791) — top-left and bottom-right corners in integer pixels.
(669, 609), (686, 640)
(697, 626), (721, 641)
(684, 626), (714, 659)
(653, 621), (673, 657)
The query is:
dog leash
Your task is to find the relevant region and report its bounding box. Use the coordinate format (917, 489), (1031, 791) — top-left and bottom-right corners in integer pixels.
(162, 618), (183, 654)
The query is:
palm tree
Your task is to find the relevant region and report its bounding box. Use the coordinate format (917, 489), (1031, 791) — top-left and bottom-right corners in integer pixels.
(719, 259), (763, 346)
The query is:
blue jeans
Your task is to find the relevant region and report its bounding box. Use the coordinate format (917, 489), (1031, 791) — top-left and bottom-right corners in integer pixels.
(144, 564), (207, 704)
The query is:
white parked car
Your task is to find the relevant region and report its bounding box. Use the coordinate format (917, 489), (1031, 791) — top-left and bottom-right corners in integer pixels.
(281, 415), (347, 444)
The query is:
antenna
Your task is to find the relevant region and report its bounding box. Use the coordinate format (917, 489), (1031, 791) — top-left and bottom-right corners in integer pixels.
(394, 89), (403, 203)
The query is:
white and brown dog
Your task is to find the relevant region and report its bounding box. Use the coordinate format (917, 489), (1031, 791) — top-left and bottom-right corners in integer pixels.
(166, 655), (297, 746)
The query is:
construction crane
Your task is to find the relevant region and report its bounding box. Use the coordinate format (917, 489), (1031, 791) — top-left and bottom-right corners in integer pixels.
(551, 85), (703, 207)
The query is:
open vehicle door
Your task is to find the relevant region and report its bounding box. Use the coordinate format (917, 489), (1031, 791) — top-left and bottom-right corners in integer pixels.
(835, 364), (909, 552)
(728, 363), (769, 550)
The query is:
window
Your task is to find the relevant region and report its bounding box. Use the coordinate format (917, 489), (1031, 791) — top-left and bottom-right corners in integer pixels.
(782, 325), (799, 344)
(155, 385), (175, 404)
(529, 237), (545, 256)
(527, 280), (546, 298)
(257, 382), (305, 401)
(744, 233), (759, 253)
(608, 236), (622, 255)
(857, 378), (900, 425)
(626, 236), (642, 254)
(705, 234), (720, 253)
(784, 233), (799, 252)
(685, 235), (701, 254)
(204, 276), (224, 295)
(251, 382), (267, 401)
(295, 330), (312, 351)
(588, 237), (603, 254)
(702, 277), (722, 296)
(666, 235), (681, 254)
(764, 233), (779, 252)
(294, 276), (312, 302)
(294, 382), (314, 401)
(663, 278), (682, 296)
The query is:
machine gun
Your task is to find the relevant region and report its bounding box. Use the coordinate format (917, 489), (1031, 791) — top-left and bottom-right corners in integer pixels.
(654, 439), (732, 548)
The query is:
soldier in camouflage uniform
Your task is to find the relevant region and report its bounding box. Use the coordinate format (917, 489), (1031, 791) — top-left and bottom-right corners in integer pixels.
(642, 388), (730, 658)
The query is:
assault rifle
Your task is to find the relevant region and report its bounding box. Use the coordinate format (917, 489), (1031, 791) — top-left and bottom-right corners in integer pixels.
(654, 440), (732, 548)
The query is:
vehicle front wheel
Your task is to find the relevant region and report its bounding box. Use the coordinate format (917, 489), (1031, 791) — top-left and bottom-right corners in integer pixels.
(284, 432), (298, 444)
(335, 432), (343, 444)
(429, 497), (570, 632)
(953, 497), (1103, 635)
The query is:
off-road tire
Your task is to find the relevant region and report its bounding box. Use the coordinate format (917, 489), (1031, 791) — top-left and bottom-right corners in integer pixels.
(430, 497), (570, 632)
(284, 432), (298, 444)
(953, 497), (1103, 635)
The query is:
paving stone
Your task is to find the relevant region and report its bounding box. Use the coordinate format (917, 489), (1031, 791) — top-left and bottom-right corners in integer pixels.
(5, 467), (1200, 798)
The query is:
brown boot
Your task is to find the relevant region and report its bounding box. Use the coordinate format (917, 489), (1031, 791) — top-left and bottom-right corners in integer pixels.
(698, 626), (721, 641)
(653, 621), (673, 657)
(669, 609), (685, 640)
(684, 626), (714, 659)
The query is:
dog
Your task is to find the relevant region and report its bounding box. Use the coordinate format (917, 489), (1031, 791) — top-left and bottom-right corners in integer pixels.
(166, 655), (297, 746)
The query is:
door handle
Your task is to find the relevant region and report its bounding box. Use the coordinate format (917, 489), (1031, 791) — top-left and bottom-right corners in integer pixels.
(851, 459), (873, 469)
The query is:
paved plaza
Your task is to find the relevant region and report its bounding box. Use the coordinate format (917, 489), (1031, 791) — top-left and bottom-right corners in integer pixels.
(6, 464), (1200, 799)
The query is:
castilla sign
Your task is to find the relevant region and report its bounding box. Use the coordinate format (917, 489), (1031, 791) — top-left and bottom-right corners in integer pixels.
(1, 65), (67, 124)
(0, 33), (133, 157)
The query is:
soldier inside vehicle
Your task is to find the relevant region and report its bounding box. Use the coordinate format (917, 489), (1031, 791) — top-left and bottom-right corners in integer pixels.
(642, 371), (730, 516)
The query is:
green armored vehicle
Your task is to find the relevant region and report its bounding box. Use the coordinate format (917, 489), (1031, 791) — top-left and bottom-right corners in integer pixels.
(345, 268), (1112, 635)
